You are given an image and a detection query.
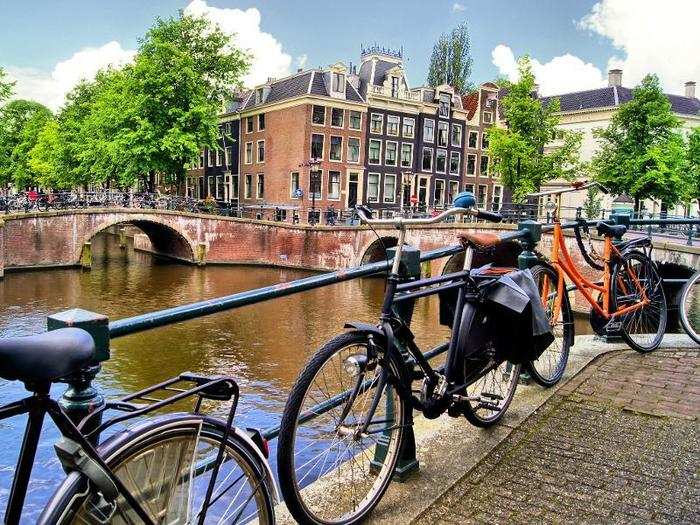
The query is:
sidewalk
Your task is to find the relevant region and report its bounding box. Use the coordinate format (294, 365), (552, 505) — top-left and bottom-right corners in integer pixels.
(415, 348), (700, 524)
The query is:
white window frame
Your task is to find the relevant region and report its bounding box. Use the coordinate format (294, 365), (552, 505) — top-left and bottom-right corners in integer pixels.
(477, 184), (488, 207)
(480, 155), (490, 176)
(422, 147), (433, 171)
(246, 116), (254, 133)
(400, 143), (413, 168)
(449, 151), (460, 175)
(256, 173), (264, 199)
(216, 149), (223, 166)
(330, 108), (344, 128)
(451, 123), (462, 147)
(402, 117), (415, 138)
(309, 170), (323, 199)
(332, 72), (345, 93)
(312, 105), (326, 126)
(370, 113), (384, 134)
(423, 118), (435, 143)
(256, 140), (265, 163)
(481, 131), (489, 150)
(327, 170), (341, 200)
(437, 121), (449, 147)
(468, 130), (479, 149)
(347, 137), (360, 164)
(384, 140), (398, 167)
(383, 173), (397, 204)
(244, 174), (253, 199)
(386, 115), (400, 136)
(290, 172), (300, 199)
(349, 110), (362, 130)
(311, 133), (324, 160)
(367, 172), (381, 203)
(492, 185), (503, 210)
(438, 93), (451, 118)
(329, 135), (343, 162)
(368, 139), (382, 165)
(435, 149), (447, 174)
(244, 142), (253, 165)
(466, 153), (477, 175)
(433, 178), (446, 206)
(448, 180), (459, 204)
(258, 113), (265, 131)
(483, 111), (494, 124)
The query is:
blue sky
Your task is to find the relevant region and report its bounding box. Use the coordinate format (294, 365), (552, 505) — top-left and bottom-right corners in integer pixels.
(2, 0), (698, 109)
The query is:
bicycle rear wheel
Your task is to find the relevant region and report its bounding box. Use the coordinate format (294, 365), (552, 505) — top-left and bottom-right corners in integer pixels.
(680, 270), (700, 345)
(612, 251), (667, 353)
(277, 331), (408, 525)
(525, 263), (572, 387)
(41, 415), (275, 524)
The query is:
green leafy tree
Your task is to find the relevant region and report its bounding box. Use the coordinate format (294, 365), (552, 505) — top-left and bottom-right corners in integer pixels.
(0, 99), (53, 188)
(426, 22), (473, 94)
(487, 57), (584, 201)
(0, 67), (15, 103)
(582, 186), (603, 219)
(592, 74), (692, 207)
(687, 127), (700, 207)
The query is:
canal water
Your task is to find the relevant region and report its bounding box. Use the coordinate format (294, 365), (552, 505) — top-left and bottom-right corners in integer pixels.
(0, 232), (598, 521)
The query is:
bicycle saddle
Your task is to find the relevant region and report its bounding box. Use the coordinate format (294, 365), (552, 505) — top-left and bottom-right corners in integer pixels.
(0, 328), (95, 384)
(596, 221), (627, 238)
(458, 232), (501, 249)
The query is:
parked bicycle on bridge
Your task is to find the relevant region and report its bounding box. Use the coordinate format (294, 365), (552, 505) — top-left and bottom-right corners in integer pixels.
(277, 193), (554, 524)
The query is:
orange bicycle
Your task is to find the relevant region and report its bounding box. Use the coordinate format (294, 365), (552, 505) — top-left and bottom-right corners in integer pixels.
(525, 183), (667, 385)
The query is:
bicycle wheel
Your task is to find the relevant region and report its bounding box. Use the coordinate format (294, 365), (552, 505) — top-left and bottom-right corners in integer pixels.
(611, 251), (667, 353)
(463, 358), (521, 428)
(277, 331), (409, 525)
(41, 415), (275, 524)
(680, 270), (700, 345)
(525, 264), (572, 387)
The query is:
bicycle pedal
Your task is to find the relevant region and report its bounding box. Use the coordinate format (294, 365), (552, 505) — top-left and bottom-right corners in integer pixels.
(478, 402), (502, 411)
(480, 392), (504, 401)
(605, 321), (622, 334)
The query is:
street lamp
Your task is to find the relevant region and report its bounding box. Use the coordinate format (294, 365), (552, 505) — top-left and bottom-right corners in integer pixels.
(300, 157), (322, 224)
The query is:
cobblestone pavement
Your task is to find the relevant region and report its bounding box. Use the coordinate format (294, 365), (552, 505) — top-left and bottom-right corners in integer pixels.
(415, 349), (700, 524)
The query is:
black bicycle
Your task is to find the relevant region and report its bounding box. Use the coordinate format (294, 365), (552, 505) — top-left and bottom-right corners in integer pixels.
(277, 201), (542, 524)
(0, 328), (276, 524)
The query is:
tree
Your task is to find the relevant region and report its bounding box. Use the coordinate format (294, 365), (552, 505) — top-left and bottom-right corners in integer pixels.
(592, 74), (692, 207)
(487, 57), (584, 201)
(426, 22), (473, 94)
(687, 127), (700, 208)
(0, 67), (15, 103)
(582, 186), (603, 219)
(0, 100), (53, 188)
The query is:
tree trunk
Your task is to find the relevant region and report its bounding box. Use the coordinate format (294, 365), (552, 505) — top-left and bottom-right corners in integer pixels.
(148, 170), (156, 193)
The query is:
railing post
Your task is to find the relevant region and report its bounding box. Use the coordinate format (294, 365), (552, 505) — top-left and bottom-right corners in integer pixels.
(372, 245), (420, 480)
(517, 220), (542, 270)
(47, 308), (109, 442)
(610, 213), (631, 246)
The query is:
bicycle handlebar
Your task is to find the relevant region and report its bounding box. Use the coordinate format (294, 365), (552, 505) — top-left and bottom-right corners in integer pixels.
(354, 206), (502, 227)
(526, 180), (609, 198)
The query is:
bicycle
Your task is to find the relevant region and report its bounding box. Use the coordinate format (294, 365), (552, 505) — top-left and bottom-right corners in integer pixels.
(527, 183), (666, 366)
(276, 197), (544, 524)
(0, 328), (276, 524)
(680, 270), (700, 345)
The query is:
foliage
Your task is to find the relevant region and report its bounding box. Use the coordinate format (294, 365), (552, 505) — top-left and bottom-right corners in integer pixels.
(582, 186), (603, 219)
(687, 127), (700, 205)
(487, 57), (584, 201)
(592, 74), (692, 206)
(426, 22), (473, 94)
(0, 67), (15, 103)
(0, 99), (53, 187)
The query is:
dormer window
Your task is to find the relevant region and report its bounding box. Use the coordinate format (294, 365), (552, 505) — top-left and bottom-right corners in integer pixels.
(332, 72), (345, 93)
(255, 88), (264, 104)
(391, 76), (400, 97)
(439, 93), (451, 117)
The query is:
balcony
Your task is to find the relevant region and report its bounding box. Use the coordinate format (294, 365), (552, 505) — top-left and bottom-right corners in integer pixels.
(368, 85), (421, 101)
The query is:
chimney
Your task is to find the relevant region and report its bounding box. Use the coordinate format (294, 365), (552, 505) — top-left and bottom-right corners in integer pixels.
(297, 68), (303, 73)
(608, 69), (622, 87)
(685, 81), (696, 98)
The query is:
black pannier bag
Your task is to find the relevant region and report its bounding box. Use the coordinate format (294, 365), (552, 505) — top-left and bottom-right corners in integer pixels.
(441, 267), (554, 365)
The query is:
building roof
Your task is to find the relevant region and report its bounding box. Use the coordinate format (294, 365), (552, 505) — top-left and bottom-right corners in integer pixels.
(461, 92), (479, 120)
(541, 86), (700, 116)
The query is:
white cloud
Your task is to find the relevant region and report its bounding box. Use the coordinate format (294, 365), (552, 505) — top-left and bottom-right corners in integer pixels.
(184, 0), (292, 87)
(579, 0), (700, 95)
(491, 44), (605, 96)
(6, 41), (135, 110)
(452, 2), (466, 12)
(296, 54), (308, 70)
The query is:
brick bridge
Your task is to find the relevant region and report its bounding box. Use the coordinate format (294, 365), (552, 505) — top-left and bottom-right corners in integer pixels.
(1, 209), (696, 284)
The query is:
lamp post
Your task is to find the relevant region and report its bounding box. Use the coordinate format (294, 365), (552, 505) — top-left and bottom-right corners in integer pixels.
(300, 157), (322, 225)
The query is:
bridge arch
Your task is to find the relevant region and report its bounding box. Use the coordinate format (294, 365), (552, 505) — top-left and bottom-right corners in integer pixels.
(81, 215), (197, 264)
(359, 236), (399, 265)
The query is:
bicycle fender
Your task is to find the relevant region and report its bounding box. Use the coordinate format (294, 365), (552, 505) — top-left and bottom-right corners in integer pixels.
(343, 322), (385, 340)
(232, 426), (280, 503)
(530, 262), (576, 347)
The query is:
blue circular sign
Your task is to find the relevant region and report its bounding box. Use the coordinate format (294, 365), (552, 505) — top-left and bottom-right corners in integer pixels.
(293, 188), (304, 198)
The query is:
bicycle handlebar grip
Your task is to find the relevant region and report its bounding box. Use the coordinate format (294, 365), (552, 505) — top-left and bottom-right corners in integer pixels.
(475, 210), (503, 223)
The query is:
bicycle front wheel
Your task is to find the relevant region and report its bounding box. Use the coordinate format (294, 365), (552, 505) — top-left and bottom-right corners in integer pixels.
(612, 251), (667, 353)
(277, 331), (409, 525)
(525, 263), (572, 387)
(680, 270), (700, 345)
(41, 415), (275, 525)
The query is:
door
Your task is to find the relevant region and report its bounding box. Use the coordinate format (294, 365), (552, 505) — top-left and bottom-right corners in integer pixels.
(418, 177), (429, 209)
(401, 174), (412, 209)
(347, 172), (359, 208)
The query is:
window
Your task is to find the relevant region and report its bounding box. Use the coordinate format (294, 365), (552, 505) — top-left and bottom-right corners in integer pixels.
(244, 142), (253, 164)
(216, 149), (223, 166)
(347, 137), (360, 163)
(290, 172), (300, 198)
(391, 76), (400, 97)
(244, 174), (252, 198)
(483, 111), (493, 124)
(256, 174), (264, 198)
(449, 151), (460, 174)
(439, 93), (451, 117)
(477, 185), (487, 207)
(448, 180), (459, 203)
(311, 134), (324, 159)
(434, 179), (445, 206)
(255, 88), (264, 104)
(309, 171), (321, 198)
(328, 171), (340, 199)
(312, 105), (325, 125)
(464, 183), (474, 195)
(480, 155), (489, 176)
(349, 111), (362, 130)
(257, 140), (265, 163)
(492, 186), (503, 209)
(208, 149), (215, 167)
(224, 146), (232, 167)
(437, 121), (449, 147)
(435, 149), (447, 173)
(384, 174), (396, 203)
(367, 173), (380, 203)
(402, 117), (415, 138)
(368, 139), (381, 165)
(332, 72), (345, 92)
(199, 152), (205, 168)
(481, 132), (489, 150)
(258, 114), (265, 131)
(385, 141), (397, 166)
(466, 154), (476, 175)
(451, 124), (462, 146)
(423, 119), (435, 143)
(422, 147), (433, 171)
(387, 115), (400, 136)
(331, 108), (344, 127)
(370, 113), (383, 134)
(246, 117), (254, 133)
(330, 136), (342, 161)
(468, 131), (478, 149)
(400, 143), (413, 168)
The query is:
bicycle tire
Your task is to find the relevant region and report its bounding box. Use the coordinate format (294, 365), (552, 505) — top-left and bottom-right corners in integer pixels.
(40, 415), (275, 525)
(277, 330), (409, 525)
(525, 263), (573, 387)
(611, 251), (667, 353)
(680, 270), (700, 345)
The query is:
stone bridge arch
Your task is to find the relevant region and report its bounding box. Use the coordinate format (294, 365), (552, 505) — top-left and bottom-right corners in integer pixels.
(358, 236), (399, 265)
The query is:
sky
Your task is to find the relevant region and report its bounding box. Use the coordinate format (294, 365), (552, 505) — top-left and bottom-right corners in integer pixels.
(1, 0), (699, 111)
